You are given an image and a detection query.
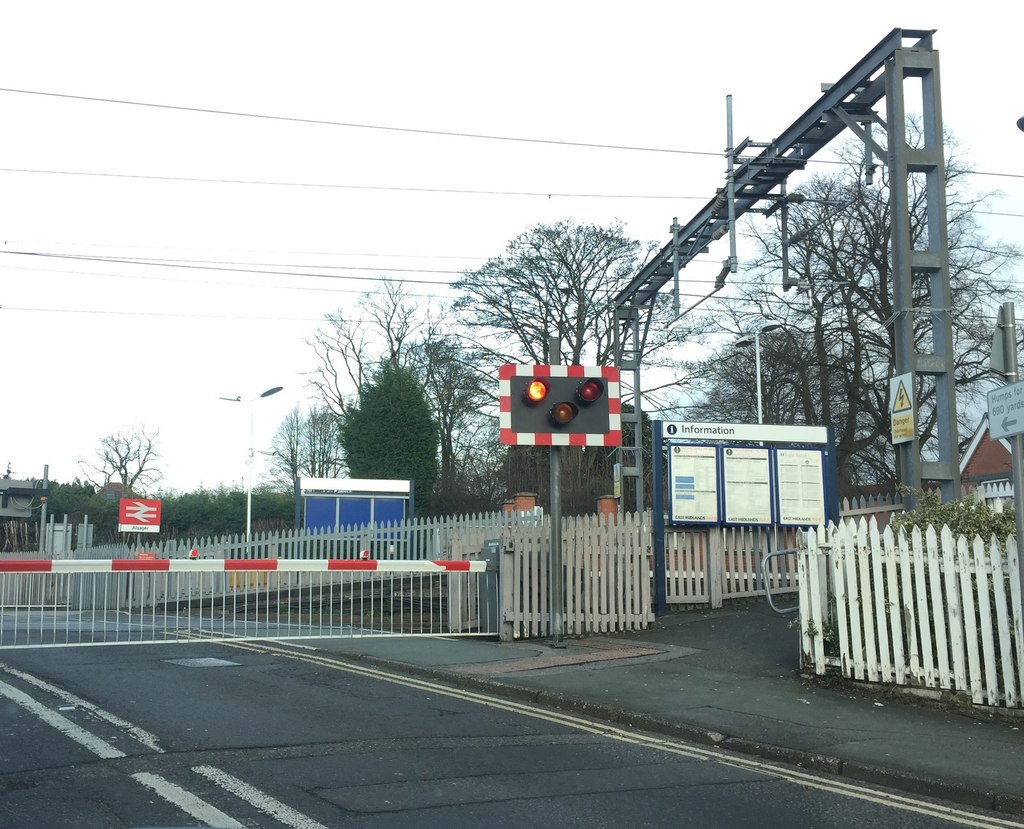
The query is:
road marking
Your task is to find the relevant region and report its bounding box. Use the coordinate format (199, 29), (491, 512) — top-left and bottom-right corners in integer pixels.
(131, 772), (244, 828)
(0, 662), (164, 751)
(0, 666), (315, 828)
(269, 638), (320, 650)
(0, 677), (124, 759)
(230, 640), (1024, 829)
(3, 641), (1017, 829)
(193, 765), (330, 829)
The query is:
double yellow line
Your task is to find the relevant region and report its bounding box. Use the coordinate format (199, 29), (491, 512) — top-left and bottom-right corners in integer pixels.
(225, 639), (1023, 829)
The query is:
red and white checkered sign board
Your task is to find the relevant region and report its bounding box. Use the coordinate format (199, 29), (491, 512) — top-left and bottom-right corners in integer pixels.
(499, 364), (621, 446)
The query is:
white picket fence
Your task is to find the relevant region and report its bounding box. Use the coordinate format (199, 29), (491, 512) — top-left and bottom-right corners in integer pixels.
(835, 484), (1013, 531)
(663, 525), (801, 606)
(799, 518), (1024, 708)
(502, 513), (653, 639)
(76, 510), (538, 562)
(501, 514), (800, 636)
(837, 493), (905, 528)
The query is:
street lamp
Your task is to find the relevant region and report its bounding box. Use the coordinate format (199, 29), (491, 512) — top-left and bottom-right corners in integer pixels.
(220, 385), (284, 549)
(736, 323), (782, 424)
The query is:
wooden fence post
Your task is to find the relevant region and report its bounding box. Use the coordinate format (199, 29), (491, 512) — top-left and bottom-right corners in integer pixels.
(708, 529), (724, 609)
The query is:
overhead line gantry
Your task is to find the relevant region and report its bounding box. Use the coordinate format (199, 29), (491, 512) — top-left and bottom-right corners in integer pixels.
(613, 28), (958, 512)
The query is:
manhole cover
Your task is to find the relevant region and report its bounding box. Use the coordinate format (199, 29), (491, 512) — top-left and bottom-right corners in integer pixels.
(164, 657), (241, 668)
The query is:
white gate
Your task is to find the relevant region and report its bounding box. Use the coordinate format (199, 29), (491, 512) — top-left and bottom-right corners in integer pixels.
(0, 558), (497, 649)
(503, 513), (653, 639)
(663, 525), (801, 607)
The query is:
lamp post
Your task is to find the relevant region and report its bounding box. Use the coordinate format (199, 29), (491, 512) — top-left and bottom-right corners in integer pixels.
(736, 322), (782, 424)
(220, 386), (283, 549)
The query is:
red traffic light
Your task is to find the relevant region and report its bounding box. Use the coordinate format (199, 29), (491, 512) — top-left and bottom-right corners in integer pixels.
(523, 379), (549, 405)
(576, 378), (604, 404)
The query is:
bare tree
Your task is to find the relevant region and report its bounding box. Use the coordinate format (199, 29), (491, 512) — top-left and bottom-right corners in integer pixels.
(453, 220), (644, 365)
(264, 404), (344, 490)
(417, 334), (494, 511)
(309, 278), (425, 414)
(80, 426), (162, 493)
(308, 312), (368, 416)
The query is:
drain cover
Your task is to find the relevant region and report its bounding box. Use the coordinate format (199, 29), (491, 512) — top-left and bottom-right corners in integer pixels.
(164, 657), (241, 668)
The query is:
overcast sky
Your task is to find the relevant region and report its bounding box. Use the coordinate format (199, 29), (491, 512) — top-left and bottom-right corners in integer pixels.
(2, 2), (1021, 494)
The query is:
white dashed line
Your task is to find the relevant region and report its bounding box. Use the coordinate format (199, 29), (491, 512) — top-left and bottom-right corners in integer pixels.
(0, 662), (164, 751)
(0, 677), (124, 759)
(193, 764), (330, 829)
(131, 772), (245, 828)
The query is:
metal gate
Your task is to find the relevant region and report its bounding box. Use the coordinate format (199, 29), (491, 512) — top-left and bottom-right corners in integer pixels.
(0, 558), (498, 649)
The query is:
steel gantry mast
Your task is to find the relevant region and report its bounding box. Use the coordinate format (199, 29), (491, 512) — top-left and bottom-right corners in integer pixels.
(612, 28), (960, 512)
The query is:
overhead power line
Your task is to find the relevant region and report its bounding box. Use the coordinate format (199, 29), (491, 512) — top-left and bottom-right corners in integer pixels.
(1, 88), (1021, 182)
(4, 163), (1019, 209)
(0, 305), (332, 323)
(0, 87), (715, 157)
(1, 250), (464, 285)
(0, 261), (458, 300)
(80, 253), (467, 274)
(0, 166), (705, 202)
(1, 164), (1020, 206)
(3, 238), (489, 261)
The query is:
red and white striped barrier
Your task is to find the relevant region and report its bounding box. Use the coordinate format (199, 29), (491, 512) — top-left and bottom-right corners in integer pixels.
(0, 559), (486, 574)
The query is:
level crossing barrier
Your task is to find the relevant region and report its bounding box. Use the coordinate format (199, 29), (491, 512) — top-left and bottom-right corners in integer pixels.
(0, 558), (496, 649)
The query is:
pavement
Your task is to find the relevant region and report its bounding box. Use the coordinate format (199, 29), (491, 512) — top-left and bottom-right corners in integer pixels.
(313, 600), (1024, 817)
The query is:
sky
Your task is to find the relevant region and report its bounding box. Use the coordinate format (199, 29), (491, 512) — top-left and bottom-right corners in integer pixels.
(1, 2), (1022, 494)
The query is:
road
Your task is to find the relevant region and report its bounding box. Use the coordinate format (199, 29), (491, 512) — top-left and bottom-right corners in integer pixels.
(0, 639), (1017, 829)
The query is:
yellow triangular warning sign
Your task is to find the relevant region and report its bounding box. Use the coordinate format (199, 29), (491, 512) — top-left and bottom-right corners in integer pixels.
(892, 381), (912, 413)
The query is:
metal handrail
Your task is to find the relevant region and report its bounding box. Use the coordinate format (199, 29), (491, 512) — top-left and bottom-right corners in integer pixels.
(761, 548), (799, 615)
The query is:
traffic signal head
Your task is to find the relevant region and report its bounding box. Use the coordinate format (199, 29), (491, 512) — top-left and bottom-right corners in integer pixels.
(499, 365), (621, 446)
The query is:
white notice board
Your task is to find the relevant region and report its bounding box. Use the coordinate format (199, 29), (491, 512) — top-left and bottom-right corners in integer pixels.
(669, 444), (719, 523)
(722, 446), (772, 526)
(775, 448), (826, 526)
